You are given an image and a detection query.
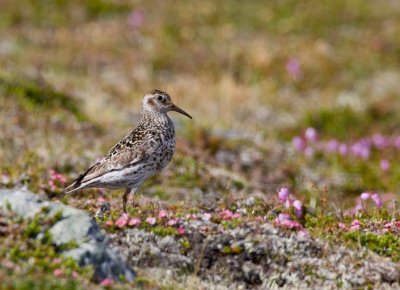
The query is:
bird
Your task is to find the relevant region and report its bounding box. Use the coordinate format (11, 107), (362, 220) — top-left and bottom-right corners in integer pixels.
(64, 89), (192, 213)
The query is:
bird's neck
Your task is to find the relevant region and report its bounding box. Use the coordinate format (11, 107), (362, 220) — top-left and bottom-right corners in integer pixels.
(140, 110), (172, 127)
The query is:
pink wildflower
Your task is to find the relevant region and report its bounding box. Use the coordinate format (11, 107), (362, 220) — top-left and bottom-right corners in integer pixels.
(72, 271), (79, 278)
(360, 192), (370, 201)
(298, 229), (309, 238)
(292, 136), (306, 151)
(278, 213), (290, 223)
(286, 58), (303, 80)
(338, 222), (346, 229)
(255, 216), (264, 222)
(97, 197), (106, 203)
(293, 200), (303, 217)
(380, 159), (390, 172)
(127, 8), (144, 28)
(128, 218), (141, 226)
(53, 258), (62, 264)
(158, 210), (168, 219)
(280, 219), (302, 229)
(146, 217), (156, 225)
(354, 203), (363, 213)
(178, 226), (186, 235)
(53, 269), (63, 277)
(220, 209), (234, 220)
(115, 213), (129, 228)
(202, 212), (212, 221)
(325, 139), (339, 152)
(278, 187), (289, 202)
(305, 127), (318, 142)
(304, 146), (315, 158)
(371, 193), (383, 208)
(100, 278), (114, 287)
(339, 144), (348, 155)
(372, 134), (388, 149)
(232, 213), (241, 219)
(167, 218), (178, 226)
(394, 136), (400, 149)
(349, 219), (360, 231)
(285, 198), (292, 209)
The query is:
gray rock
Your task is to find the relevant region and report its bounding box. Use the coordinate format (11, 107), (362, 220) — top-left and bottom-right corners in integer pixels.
(0, 188), (135, 283)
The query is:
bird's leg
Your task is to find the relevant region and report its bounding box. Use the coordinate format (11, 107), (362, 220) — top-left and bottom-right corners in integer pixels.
(123, 188), (130, 213)
(130, 188), (139, 208)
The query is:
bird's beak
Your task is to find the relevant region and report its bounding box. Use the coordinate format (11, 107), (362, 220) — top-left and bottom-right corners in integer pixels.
(170, 104), (192, 119)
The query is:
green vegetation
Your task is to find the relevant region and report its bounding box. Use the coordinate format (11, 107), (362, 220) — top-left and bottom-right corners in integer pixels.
(0, 0), (400, 288)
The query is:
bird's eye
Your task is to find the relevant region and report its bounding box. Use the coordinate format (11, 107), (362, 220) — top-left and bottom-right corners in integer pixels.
(157, 95), (163, 101)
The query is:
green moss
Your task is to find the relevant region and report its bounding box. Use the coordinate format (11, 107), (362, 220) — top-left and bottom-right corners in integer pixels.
(150, 226), (178, 237)
(344, 231), (400, 261)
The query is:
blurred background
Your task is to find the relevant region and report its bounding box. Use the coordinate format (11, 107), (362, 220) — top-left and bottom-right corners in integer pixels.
(1, 0), (400, 208)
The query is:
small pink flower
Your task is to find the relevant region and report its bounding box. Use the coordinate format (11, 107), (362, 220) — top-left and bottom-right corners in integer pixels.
(371, 193), (383, 208)
(349, 219), (360, 231)
(351, 141), (370, 160)
(167, 218), (178, 226)
(360, 192), (370, 201)
(255, 216), (264, 222)
(220, 209), (234, 220)
(372, 134), (388, 149)
(278, 187), (289, 202)
(185, 214), (197, 220)
(338, 222), (346, 229)
(100, 278), (114, 287)
(286, 58), (303, 80)
(158, 210), (168, 219)
(128, 218), (141, 226)
(146, 217), (156, 225)
(380, 159), (390, 172)
(325, 139), (339, 152)
(394, 136), (400, 149)
(354, 203), (363, 212)
(384, 222), (394, 229)
(285, 198), (292, 209)
(53, 268), (63, 277)
(105, 220), (113, 227)
(293, 200), (302, 217)
(97, 197), (106, 203)
(202, 213), (212, 221)
(72, 271), (79, 278)
(178, 226), (186, 235)
(298, 229), (309, 238)
(115, 213), (129, 228)
(292, 136), (306, 151)
(127, 8), (144, 29)
(278, 213), (290, 223)
(305, 127), (318, 142)
(281, 219), (302, 229)
(339, 144), (348, 155)
(304, 146), (315, 158)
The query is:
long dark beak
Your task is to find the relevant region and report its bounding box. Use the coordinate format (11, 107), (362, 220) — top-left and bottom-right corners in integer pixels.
(170, 104), (192, 119)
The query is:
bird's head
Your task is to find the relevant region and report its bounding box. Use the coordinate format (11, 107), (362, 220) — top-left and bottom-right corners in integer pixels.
(142, 89), (192, 119)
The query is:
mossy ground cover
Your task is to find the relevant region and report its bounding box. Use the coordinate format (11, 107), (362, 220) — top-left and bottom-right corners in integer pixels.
(1, 0), (400, 288)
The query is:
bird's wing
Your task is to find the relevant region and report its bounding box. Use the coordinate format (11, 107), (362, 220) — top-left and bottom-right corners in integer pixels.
(64, 130), (154, 193)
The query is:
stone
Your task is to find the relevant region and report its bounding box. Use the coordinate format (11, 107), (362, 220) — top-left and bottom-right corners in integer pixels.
(0, 188), (135, 283)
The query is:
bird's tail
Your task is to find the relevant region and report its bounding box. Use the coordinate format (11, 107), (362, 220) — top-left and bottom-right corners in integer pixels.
(62, 163), (100, 197)
(62, 180), (86, 197)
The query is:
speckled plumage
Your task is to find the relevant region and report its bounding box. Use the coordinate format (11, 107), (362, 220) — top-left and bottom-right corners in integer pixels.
(64, 89), (192, 212)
